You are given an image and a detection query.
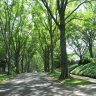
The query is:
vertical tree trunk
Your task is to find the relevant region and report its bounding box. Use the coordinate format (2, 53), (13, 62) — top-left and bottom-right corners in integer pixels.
(21, 57), (24, 73)
(47, 47), (50, 72)
(21, 55), (24, 73)
(59, 15), (69, 79)
(50, 37), (54, 72)
(27, 62), (30, 72)
(27, 55), (31, 72)
(49, 26), (54, 72)
(48, 12), (54, 73)
(59, 25), (68, 79)
(25, 56), (28, 72)
(7, 49), (11, 75)
(79, 55), (83, 65)
(15, 51), (20, 74)
(15, 58), (19, 74)
(43, 46), (50, 72)
(7, 58), (11, 75)
(88, 42), (93, 58)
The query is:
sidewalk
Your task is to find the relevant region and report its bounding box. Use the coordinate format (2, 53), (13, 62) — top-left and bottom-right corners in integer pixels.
(71, 74), (96, 83)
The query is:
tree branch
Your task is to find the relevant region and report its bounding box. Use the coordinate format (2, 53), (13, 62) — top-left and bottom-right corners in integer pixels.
(65, 17), (88, 25)
(41, 0), (59, 26)
(65, 0), (90, 20)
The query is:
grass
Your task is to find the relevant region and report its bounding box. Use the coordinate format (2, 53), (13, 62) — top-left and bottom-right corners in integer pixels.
(49, 70), (60, 79)
(49, 70), (91, 85)
(0, 73), (16, 83)
(61, 77), (91, 85)
(0, 74), (10, 83)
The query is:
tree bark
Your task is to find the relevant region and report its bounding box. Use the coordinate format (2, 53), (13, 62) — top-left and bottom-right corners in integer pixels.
(79, 55), (83, 65)
(50, 37), (54, 72)
(44, 46), (50, 72)
(7, 49), (11, 75)
(59, 23), (69, 79)
(7, 58), (11, 75)
(15, 49), (20, 74)
(59, 12), (69, 79)
(21, 55), (24, 73)
(88, 42), (93, 58)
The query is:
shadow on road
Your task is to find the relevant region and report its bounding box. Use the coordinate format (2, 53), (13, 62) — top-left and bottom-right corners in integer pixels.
(0, 73), (96, 96)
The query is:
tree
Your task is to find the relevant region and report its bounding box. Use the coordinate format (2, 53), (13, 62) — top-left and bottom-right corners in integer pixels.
(41, 0), (91, 79)
(0, 0), (38, 74)
(82, 19), (96, 58)
(68, 35), (86, 65)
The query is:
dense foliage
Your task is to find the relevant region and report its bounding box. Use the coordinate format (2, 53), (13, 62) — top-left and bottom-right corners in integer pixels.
(70, 63), (96, 78)
(0, 0), (96, 80)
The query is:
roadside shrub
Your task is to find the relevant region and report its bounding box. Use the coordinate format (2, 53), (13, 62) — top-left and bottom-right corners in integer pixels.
(82, 58), (95, 65)
(69, 64), (78, 72)
(79, 64), (91, 75)
(70, 63), (96, 78)
(71, 65), (84, 75)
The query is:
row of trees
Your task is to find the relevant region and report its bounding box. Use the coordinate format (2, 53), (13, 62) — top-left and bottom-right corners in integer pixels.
(0, 0), (96, 79)
(0, 0), (39, 74)
(36, 0), (96, 79)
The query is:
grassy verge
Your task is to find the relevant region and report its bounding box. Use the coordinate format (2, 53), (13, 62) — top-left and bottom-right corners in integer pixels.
(49, 70), (91, 85)
(60, 77), (91, 85)
(49, 70), (60, 79)
(0, 73), (16, 83)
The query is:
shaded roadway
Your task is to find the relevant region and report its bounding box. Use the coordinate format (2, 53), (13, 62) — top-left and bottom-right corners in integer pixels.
(0, 73), (96, 96)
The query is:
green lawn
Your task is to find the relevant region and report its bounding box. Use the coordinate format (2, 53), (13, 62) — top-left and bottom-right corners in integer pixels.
(49, 70), (91, 85)
(61, 77), (91, 85)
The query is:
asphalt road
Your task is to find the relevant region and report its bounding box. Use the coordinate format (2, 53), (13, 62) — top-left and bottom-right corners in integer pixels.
(0, 73), (96, 96)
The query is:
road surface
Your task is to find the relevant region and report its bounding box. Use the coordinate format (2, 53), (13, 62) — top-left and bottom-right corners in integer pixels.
(0, 73), (96, 96)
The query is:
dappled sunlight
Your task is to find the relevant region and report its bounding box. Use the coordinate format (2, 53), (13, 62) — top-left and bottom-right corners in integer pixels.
(29, 83), (51, 87)
(0, 73), (72, 96)
(74, 90), (88, 96)
(0, 73), (96, 96)
(0, 89), (10, 92)
(11, 80), (24, 84)
(72, 84), (96, 96)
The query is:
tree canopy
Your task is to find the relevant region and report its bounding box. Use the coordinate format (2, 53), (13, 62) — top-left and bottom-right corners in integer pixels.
(0, 0), (96, 80)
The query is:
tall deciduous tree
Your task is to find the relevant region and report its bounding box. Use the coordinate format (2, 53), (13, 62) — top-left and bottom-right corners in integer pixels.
(41, 0), (91, 79)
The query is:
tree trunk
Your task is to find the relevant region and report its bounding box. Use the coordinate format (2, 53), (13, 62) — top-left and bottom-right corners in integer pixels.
(7, 58), (11, 75)
(15, 59), (19, 74)
(48, 12), (54, 73)
(7, 50), (11, 75)
(79, 55), (83, 65)
(59, 18), (69, 79)
(27, 56), (31, 72)
(27, 62), (30, 72)
(44, 60), (48, 72)
(50, 37), (54, 72)
(88, 42), (93, 58)
(43, 46), (50, 72)
(21, 55), (24, 73)
(15, 51), (20, 74)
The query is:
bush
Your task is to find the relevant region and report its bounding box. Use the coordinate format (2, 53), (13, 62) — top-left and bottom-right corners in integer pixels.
(70, 63), (96, 78)
(71, 65), (84, 75)
(81, 57), (95, 65)
(82, 58), (91, 64)
(69, 64), (78, 72)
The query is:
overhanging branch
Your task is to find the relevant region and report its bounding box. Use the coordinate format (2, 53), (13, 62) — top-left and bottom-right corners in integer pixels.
(65, 0), (90, 20)
(41, 0), (59, 26)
